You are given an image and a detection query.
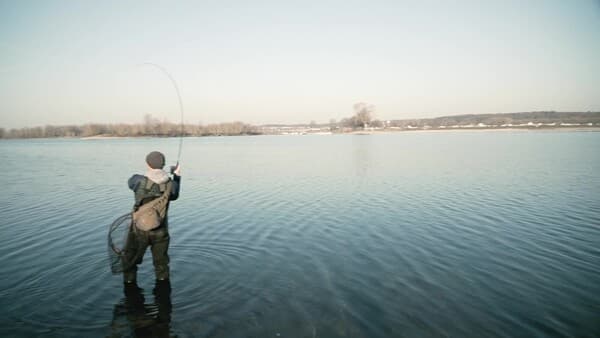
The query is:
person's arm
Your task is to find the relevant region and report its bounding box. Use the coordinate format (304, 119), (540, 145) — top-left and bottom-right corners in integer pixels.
(170, 174), (181, 201)
(169, 163), (181, 200)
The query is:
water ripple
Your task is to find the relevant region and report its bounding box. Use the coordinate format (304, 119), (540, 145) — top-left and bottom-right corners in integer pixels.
(1, 133), (599, 337)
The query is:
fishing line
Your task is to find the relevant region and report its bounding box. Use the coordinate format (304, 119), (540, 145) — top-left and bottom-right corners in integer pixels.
(139, 62), (185, 164)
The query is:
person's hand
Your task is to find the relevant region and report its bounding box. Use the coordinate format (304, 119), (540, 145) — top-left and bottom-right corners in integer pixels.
(172, 163), (181, 176)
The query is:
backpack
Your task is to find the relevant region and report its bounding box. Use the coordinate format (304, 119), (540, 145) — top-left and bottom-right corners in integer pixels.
(132, 178), (173, 231)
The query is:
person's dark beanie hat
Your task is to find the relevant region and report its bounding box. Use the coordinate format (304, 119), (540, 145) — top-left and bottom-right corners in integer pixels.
(146, 151), (165, 169)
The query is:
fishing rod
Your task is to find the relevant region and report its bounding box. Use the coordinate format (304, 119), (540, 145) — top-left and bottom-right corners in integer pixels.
(139, 62), (185, 167)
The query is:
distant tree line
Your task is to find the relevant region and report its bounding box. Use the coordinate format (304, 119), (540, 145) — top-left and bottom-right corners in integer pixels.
(3, 111), (599, 139)
(330, 109), (599, 130)
(387, 111), (600, 128)
(305, 110), (600, 133)
(1, 114), (261, 139)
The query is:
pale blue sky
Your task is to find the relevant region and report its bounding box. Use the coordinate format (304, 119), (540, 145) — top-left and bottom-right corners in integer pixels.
(1, 0), (599, 128)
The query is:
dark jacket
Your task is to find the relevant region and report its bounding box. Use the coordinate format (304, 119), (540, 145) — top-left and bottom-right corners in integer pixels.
(128, 174), (181, 228)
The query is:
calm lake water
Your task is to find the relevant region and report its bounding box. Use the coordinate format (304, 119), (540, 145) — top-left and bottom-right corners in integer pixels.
(0, 131), (599, 337)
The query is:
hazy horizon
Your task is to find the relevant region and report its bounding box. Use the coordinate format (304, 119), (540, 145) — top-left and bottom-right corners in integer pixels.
(1, 0), (599, 129)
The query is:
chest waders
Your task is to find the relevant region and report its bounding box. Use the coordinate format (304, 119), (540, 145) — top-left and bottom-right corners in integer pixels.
(122, 178), (173, 282)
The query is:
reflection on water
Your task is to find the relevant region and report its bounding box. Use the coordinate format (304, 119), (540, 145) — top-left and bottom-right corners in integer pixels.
(110, 280), (172, 337)
(352, 134), (372, 179)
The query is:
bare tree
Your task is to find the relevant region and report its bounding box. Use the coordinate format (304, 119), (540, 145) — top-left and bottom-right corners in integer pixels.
(352, 102), (374, 129)
(329, 118), (338, 131)
(144, 114), (161, 135)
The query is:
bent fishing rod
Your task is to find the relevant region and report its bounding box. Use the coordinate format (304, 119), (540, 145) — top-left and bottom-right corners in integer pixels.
(140, 62), (185, 168)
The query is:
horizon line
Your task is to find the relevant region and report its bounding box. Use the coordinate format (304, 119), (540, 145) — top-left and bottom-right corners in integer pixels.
(3, 110), (600, 130)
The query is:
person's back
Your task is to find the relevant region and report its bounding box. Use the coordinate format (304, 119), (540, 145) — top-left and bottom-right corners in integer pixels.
(123, 151), (181, 284)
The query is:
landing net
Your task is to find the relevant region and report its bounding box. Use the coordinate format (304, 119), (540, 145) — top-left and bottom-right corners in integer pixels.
(108, 212), (133, 274)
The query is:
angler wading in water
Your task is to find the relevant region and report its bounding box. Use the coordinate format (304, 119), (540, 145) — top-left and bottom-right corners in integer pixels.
(123, 151), (181, 284)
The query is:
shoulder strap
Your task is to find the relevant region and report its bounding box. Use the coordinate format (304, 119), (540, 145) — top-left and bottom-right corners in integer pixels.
(160, 180), (172, 198)
(133, 179), (172, 214)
